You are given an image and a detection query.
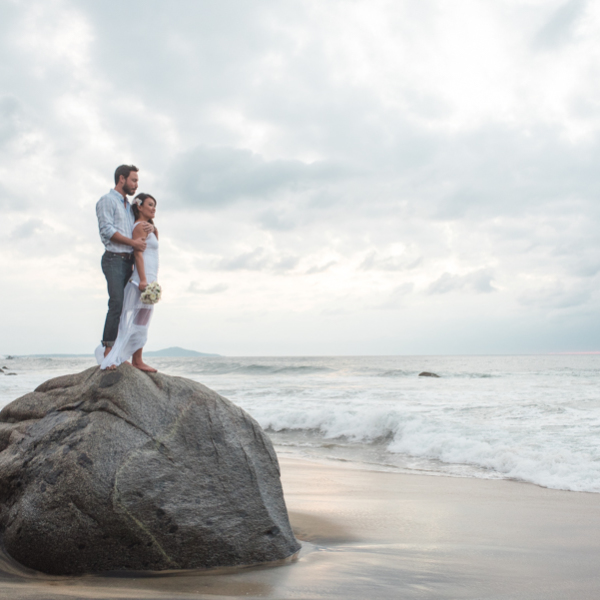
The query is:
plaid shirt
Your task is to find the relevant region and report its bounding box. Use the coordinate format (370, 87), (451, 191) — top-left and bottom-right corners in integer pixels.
(96, 189), (135, 253)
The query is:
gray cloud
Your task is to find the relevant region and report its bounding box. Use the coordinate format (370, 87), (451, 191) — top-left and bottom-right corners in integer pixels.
(518, 281), (592, 310)
(215, 247), (298, 272)
(570, 258), (600, 278)
(170, 146), (348, 208)
(376, 283), (415, 309)
(77, 0), (280, 110)
(0, 96), (21, 146)
(533, 0), (586, 49)
(428, 125), (600, 221)
(188, 282), (229, 294)
(258, 209), (300, 232)
(0, 182), (18, 211)
(274, 255), (299, 271)
(361, 250), (422, 272)
(427, 270), (496, 295)
(10, 219), (45, 240)
(305, 261), (337, 275)
(217, 247), (270, 271)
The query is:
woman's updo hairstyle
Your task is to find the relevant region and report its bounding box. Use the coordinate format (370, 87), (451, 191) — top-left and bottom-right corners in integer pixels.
(133, 193), (157, 225)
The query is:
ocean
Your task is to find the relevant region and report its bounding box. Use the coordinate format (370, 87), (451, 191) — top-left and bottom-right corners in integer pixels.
(1, 354), (599, 493)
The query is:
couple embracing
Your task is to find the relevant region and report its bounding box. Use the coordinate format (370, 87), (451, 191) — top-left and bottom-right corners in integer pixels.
(95, 165), (160, 372)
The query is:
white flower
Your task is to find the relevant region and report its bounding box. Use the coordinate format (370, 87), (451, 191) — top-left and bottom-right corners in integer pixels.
(140, 281), (162, 304)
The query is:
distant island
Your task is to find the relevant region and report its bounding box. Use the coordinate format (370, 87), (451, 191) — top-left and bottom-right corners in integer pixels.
(143, 347), (220, 358)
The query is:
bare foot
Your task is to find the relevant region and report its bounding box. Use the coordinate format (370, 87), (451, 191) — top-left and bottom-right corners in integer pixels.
(106, 365), (117, 371)
(132, 361), (157, 373)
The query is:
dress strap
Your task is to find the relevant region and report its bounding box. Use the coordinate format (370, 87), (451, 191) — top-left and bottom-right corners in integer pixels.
(133, 221), (146, 230)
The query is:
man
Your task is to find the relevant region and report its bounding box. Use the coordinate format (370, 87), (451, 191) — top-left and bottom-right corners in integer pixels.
(96, 165), (152, 358)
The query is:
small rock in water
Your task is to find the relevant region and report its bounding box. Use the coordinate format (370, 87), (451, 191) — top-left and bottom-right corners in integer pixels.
(418, 371), (440, 378)
(5, 373), (17, 376)
(0, 364), (300, 575)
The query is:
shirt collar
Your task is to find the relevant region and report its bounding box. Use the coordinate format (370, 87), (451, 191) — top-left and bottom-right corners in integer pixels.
(109, 188), (130, 205)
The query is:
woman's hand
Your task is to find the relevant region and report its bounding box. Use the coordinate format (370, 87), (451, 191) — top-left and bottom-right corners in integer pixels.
(139, 279), (148, 292)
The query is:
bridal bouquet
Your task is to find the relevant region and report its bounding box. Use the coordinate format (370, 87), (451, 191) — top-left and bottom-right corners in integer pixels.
(140, 282), (162, 304)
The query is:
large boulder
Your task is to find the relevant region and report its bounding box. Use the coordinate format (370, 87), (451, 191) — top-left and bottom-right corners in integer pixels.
(0, 365), (300, 575)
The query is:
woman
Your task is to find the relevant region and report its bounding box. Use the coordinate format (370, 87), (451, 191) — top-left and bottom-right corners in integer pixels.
(96, 193), (159, 372)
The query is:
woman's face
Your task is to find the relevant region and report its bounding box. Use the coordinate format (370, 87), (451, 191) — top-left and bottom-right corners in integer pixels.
(139, 198), (156, 220)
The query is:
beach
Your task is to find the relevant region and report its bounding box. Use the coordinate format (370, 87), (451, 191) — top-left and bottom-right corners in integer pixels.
(1, 456), (599, 599)
(1, 355), (599, 598)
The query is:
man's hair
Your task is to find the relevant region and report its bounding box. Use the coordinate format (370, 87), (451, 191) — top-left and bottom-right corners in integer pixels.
(114, 164), (139, 185)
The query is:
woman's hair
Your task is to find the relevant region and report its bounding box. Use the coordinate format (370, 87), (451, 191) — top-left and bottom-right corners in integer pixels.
(132, 193), (157, 225)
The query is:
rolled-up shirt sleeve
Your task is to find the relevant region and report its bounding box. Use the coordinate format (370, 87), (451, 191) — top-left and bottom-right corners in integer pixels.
(96, 197), (117, 244)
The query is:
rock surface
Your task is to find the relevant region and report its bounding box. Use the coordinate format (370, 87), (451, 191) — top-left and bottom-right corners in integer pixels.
(0, 365), (300, 575)
(418, 371), (440, 378)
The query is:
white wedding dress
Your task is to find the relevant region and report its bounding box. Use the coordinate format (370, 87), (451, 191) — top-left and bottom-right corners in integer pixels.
(95, 224), (159, 370)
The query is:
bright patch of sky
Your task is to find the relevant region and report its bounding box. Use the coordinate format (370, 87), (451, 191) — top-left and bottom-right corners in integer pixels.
(1, 0), (599, 355)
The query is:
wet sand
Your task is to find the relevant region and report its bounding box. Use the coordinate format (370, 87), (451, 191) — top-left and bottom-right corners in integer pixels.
(1, 456), (600, 599)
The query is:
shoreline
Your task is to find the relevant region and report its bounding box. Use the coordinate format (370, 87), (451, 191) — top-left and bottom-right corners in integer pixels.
(0, 455), (598, 599)
(277, 449), (600, 494)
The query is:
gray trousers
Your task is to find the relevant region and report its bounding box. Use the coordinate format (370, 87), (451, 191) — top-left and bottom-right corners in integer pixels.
(101, 251), (134, 346)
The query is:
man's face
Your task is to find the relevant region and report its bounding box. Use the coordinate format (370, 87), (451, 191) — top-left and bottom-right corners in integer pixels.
(121, 172), (139, 196)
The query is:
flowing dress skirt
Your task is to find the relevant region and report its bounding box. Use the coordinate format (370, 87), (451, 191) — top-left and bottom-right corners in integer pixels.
(95, 282), (154, 369)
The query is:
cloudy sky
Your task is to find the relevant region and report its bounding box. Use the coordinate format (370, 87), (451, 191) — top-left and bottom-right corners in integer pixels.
(1, 0), (600, 355)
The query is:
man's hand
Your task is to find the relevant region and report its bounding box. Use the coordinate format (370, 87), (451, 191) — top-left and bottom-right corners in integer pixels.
(131, 238), (147, 253)
(141, 222), (154, 234)
(139, 279), (148, 291)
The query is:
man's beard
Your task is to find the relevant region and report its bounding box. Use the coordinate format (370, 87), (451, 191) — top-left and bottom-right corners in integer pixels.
(123, 183), (136, 196)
